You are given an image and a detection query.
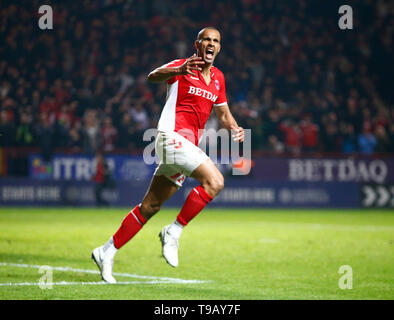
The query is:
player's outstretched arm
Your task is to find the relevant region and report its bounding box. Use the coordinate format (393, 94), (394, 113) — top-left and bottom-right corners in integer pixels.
(147, 54), (205, 83)
(214, 104), (244, 142)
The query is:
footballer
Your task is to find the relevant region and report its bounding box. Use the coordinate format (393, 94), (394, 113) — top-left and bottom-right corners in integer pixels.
(92, 27), (244, 283)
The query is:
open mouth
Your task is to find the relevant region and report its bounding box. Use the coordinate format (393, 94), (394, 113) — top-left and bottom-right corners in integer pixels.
(206, 48), (214, 60)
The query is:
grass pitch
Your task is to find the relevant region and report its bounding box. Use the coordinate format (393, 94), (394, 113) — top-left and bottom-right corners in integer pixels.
(0, 207), (393, 300)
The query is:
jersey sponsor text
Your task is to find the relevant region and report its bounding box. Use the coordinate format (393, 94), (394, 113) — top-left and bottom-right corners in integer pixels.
(188, 86), (218, 102)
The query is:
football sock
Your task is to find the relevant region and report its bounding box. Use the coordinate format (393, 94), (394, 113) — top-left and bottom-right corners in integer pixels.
(102, 236), (118, 260)
(167, 220), (184, 239)
(176, 185), (213, 227)
(113, 204), (146, 249)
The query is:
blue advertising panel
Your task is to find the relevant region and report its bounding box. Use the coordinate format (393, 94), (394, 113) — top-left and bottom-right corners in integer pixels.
(29, 154), (156, 182)
(24, 153), (394, 208)
(0, 178), (359, 208)
(252, 157), (394, 183)
(29, 154), (394, 184)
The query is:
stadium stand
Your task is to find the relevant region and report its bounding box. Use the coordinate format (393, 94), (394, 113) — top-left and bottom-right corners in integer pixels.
(1, 0), (393, 175)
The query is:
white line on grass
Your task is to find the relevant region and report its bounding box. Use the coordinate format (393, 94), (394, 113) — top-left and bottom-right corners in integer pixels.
(0, 262), (210, 286)
(0, 280), (190, 287)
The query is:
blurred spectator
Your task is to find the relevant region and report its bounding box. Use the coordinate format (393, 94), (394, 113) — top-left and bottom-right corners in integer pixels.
(67, 125), (83, 153)
(268, 135), (285, 154)
(15, 112), (34, 146)
(388, 124), (394, 152)
(81, 110), (101, 155)
(279, 119), (302, 155)
(321, 122), (341, 153)
(35, 113), (55, 162)
(261, 109), (280, 147)
(129, 103), (150, 149)
(344, 98), (363, 135)
(117, 113), (137, 149)
(129, 103), (150, 130)
(342, 124), (357, 154)
(0, 0), (393, 156)
(374, 125), (391, 153)
(93, 152), (115, 207)
(55, 104), (74, 147)
(0, 109), (15, 146)
(300, 115), (319, 152)
(358, 125), (377, 155)
(39, 95), (58, 125)
(101, 117), (118, 153)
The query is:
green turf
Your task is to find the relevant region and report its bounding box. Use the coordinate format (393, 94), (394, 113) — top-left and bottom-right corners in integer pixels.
(0, 207), (393, 300)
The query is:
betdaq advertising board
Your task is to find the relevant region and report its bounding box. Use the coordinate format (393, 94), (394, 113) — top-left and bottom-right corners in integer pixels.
(24, 154), (394, 208)
(253, 158), (393, 184)
(29, 154), (394, 184)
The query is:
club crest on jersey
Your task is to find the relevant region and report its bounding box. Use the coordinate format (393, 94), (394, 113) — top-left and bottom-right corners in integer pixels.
(188, 86), (218, 102)
(215, 80), (220, 90)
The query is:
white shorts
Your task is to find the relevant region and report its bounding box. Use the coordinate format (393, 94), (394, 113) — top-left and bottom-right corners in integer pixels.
(154, 130), (209, 188)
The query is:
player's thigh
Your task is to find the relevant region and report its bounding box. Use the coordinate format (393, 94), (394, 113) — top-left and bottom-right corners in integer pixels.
(191, 158), (224, 197)
(155, 130), (208, 178)
(140, 174), (178, 220)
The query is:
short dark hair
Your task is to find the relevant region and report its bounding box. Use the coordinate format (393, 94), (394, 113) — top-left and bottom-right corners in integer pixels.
(196, 27), (220, 41)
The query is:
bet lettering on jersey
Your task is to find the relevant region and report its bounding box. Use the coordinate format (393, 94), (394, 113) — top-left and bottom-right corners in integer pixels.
(188, 86), (218, 103)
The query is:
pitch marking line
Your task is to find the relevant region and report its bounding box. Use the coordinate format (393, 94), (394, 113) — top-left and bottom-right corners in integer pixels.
(0, 262), (211, 286)
(0, 280), (189, 287)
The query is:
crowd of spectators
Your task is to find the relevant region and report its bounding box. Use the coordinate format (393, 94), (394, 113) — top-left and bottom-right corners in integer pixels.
(0, 0), (393, 160)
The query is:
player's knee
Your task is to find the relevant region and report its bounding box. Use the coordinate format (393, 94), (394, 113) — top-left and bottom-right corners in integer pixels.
(204, 174), (224, 197)
(215, 175), (225, 193)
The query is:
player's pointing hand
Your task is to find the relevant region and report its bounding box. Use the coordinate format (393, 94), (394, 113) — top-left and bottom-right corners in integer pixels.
(178, 54), (205, 77)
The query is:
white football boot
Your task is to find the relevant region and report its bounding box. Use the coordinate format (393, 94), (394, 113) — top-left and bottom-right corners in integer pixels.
(91, 246), (117, 284)
(159, 225), (179, 267)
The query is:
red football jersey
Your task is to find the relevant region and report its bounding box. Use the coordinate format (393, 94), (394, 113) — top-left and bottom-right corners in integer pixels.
(157, 59), (227, 145)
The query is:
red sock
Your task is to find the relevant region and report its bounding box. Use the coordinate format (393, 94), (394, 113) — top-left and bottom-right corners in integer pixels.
(113, 204), (146, 249)
(176, 185), (213, 226)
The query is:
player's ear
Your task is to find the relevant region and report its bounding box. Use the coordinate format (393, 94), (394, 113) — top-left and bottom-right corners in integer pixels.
(194, 40), (199, 51)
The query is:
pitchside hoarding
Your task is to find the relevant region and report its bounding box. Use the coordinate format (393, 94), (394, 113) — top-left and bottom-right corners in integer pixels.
(0, 178), (361, 208)
(253, 158), (393, 184)
(7, 154), (390, 208)
(29, 154), (156, 181)
(29, 154), (394, 184)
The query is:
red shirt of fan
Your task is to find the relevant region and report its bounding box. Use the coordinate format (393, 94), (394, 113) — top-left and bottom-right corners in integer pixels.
(157, 59), (227, 145)
(300, 121), (319, 148)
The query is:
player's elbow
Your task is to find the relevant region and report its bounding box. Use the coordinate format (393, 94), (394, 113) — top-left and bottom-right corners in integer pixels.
(147, 72), (157, 83)
(147, 69), (163, 83)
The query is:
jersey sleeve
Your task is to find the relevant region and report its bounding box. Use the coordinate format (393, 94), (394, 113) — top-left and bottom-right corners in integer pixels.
(213, 71), (227, 107)
(160, 59), (186, 84)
